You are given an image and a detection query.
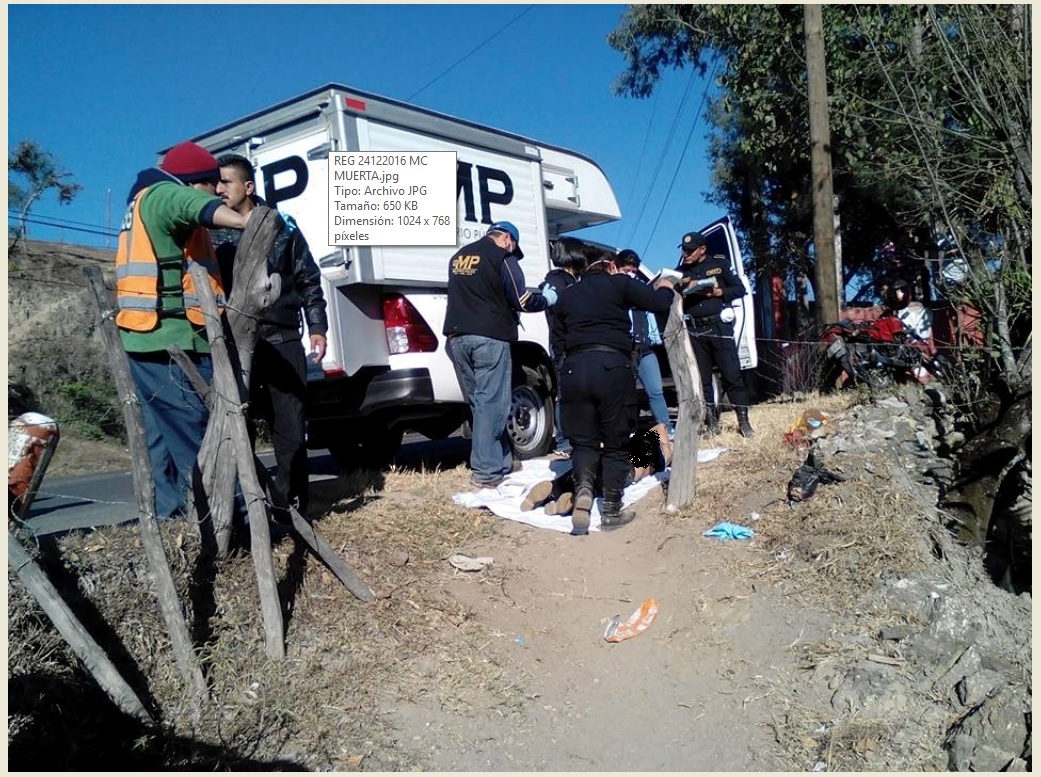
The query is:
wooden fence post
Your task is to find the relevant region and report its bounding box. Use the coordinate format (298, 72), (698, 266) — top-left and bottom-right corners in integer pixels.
(660, 294), (705, 510)
(9, 529), (155, 726)
(83, 266), (209, 709)
(171, 345), (376, 603)
(189, 206), (286, 659)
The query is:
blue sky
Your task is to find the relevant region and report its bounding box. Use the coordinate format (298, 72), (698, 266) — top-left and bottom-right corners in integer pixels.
(8, 4), (724, 273)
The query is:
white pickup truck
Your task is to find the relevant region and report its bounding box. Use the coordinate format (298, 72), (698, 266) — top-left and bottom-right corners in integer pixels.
(184, 83), (623, 467)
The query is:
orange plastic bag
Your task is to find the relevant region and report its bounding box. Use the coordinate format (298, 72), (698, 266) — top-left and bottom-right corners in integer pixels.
(603, 597), (659, 643)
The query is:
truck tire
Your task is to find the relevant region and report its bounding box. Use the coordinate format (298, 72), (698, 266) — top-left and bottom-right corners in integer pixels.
(508, 367), (554, 460)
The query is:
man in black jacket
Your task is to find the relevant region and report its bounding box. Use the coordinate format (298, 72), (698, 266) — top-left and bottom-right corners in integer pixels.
(443, 221), (554, 488)
(675, 230), (755, 437)
(555, 250), (677, 534)
(210, 154), (328, 517)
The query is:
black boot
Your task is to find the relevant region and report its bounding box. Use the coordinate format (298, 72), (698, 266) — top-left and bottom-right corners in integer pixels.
(571, 482), (594, 536)
(736, 406), (755, 438)
(704, 405), (721, 437)
(600, 490), (636, 530)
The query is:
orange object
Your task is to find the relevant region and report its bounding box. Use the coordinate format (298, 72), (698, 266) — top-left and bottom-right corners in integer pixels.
(603, 597), (660, 643)
(8, 413), (60, 523)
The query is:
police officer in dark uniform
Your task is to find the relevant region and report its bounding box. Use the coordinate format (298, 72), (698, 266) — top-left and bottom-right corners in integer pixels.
(443, 221), (554, 487)
(555, 250), (677, 535)
(675, 230), (755, 437)
(543, 237), (593, 458)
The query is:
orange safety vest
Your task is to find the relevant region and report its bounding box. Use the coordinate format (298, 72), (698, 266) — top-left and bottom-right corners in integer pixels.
(114, 188), (226, 332)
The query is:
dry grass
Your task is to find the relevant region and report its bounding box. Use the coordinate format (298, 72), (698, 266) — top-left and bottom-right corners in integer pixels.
(8, 459), (525, 770)
(9, 390), (939, 770)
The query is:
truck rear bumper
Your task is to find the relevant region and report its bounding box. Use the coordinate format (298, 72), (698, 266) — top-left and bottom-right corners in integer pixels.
(308, 367), (437, 421)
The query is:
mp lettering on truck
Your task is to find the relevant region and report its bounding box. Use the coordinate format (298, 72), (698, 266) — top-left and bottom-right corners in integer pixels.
(456, 162), (512, 225)
(261, 156), (309, 210)
(260, 154), (514, 226)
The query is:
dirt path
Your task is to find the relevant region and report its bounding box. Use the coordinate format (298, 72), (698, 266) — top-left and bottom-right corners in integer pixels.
(385, 465), (831, 771)
(10, 393), (1029, 771)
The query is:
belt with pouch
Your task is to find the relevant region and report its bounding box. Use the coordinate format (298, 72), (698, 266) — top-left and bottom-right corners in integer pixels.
(685, 314), (719, 328)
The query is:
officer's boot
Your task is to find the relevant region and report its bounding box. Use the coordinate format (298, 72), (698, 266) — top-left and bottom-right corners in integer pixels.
(736, 406), (755, 438)
(704, 405), (722, 437)
(571, 478), (595, 536)
(600, 489), (637, 530)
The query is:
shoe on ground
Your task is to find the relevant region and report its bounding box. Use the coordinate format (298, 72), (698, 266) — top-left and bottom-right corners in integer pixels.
(571, 486), (593, 536)
(545, 492), (573, 516)
(471, 474), (505, 489)
(521, 480), (554, 512)
(600, 505), (637, 530)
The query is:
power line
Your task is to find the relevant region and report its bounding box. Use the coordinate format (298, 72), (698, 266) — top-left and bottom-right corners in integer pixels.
(7, 208), (112, 231)
(638, 55), (720, 260)
(407, 6), (536, 101)
(613, 85), (664, 250)
(10, 214), (117, 238)
(621, 67), (699, 250)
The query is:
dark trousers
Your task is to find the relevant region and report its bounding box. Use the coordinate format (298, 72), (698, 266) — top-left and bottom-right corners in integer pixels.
(250, 338), (309, 516)
(560, 350), (637, 499)
(688, 320), (751, 408)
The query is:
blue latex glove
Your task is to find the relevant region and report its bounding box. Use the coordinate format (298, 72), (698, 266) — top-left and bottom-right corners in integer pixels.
(702, 522), (755, 540)
(539, 282), (558, 306)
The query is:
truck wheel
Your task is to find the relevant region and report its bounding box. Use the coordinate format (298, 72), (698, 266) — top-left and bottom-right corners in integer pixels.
(508, 368), (554, 460)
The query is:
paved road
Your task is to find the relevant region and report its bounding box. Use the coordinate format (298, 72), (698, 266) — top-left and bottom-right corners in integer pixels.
(20, 434), (470, 537)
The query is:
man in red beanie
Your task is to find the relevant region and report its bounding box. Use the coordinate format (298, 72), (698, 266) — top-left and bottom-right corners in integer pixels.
(115, 141), (252, 522)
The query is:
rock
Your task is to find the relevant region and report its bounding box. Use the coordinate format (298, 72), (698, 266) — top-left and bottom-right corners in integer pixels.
(879, 625), (913, 642)
(945, 686), (1030, 772)
(948, 733), (976, 771)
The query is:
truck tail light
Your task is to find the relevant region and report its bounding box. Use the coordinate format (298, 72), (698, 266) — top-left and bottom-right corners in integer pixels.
(382, 294), (438, 354)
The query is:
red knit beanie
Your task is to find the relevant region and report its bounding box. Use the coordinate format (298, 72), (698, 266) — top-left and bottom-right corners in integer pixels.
(160, 141), (219, 184)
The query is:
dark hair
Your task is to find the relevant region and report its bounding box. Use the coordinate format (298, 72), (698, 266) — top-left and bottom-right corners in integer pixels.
(551, 237), (592, 275)
(616, 249), (640, 269)
(217, 153), (255, 184)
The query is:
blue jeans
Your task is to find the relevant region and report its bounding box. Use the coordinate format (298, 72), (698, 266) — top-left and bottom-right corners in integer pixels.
(448, 335), (513, 482)
(637, 350), (671, 428)
(127, 351), (212, 520)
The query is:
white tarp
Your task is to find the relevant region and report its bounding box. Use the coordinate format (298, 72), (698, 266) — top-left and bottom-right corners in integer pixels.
(453, 449), (728, 534)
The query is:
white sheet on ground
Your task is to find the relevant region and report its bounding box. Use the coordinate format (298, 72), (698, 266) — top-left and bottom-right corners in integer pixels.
(452, 448), (728, 534)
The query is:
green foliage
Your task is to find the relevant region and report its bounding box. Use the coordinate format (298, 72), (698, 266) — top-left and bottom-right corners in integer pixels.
(8, 139), (83, 250)
(54, 380), (121, 440)
(609, 4), (1031, 394)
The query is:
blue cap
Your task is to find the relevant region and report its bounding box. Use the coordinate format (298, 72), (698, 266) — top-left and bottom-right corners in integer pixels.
(487, 221), (523, 258)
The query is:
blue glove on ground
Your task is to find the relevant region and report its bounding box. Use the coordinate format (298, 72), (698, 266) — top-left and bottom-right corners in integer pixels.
(702, 522), (755, 541)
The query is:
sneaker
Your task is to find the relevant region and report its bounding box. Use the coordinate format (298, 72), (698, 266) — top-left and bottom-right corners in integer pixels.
(520, 480), (554, 512)
(471, 474), (505, 489)
(544, 491), (573, 516)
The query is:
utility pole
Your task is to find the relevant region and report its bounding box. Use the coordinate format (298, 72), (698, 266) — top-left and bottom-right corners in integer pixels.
(804, 4), (841, 325)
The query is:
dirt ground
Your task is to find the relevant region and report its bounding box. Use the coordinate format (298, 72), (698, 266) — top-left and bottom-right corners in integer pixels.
(390, 504), (830, 771)
(8, 239), (1029, 770)
(10, 389), (1030, 771)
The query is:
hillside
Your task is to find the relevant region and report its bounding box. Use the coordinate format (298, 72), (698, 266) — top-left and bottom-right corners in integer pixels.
(8, 241), (131, 474)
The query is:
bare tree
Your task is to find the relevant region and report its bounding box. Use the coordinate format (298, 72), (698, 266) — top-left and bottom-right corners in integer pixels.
(9, 140), (83, 250)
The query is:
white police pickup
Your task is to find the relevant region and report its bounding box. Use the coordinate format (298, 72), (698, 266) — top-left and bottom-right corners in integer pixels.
(183, 83), (622, 468)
